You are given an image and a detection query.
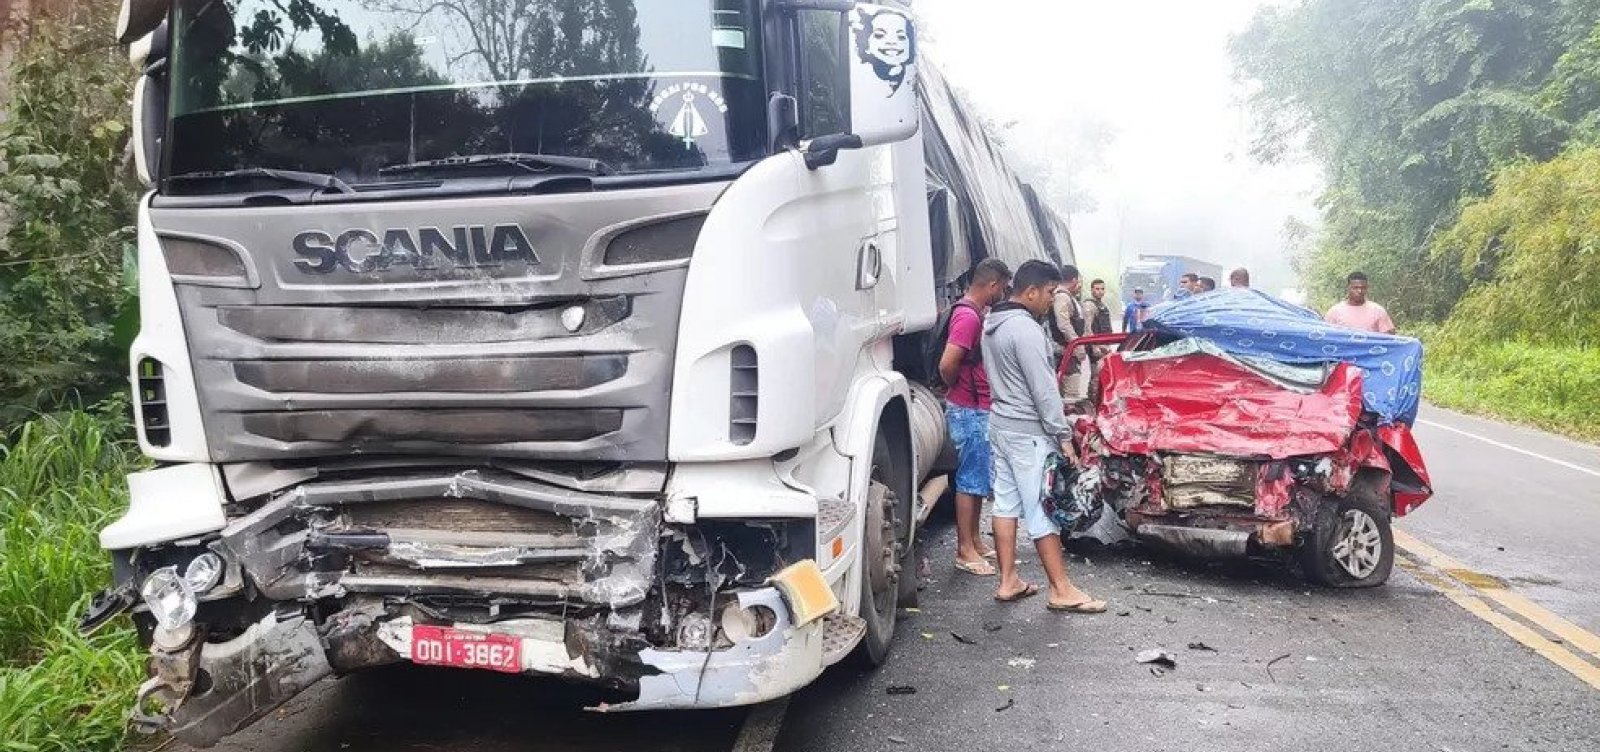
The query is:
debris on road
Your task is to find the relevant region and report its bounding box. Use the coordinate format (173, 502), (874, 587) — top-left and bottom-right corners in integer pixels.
(886, 685), (917, 696)
(1136, 649), (1178, 669)
(951, 632), (978, 645)
(995, 698), (1015, 713)
(1266, 653), (1292, 683)
(888, 735), (908, 745)
(982, 621), (1004, 632)
(1188, 642), (1218, 652)
(1008, 657), (1037, 669)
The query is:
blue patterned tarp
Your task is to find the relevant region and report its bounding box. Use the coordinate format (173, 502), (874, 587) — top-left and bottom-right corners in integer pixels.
(1144, 289), (1423, 425)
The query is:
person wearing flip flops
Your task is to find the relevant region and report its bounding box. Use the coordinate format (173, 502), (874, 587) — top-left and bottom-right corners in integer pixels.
(979, 260), (1108, 614)
(939, 259), (1012, 577)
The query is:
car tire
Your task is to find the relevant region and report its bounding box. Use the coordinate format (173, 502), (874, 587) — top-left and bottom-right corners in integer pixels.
(1299, 489), (1394, 588)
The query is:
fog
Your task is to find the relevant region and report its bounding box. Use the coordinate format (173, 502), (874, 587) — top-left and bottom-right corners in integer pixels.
(915, 0), (1321, 297)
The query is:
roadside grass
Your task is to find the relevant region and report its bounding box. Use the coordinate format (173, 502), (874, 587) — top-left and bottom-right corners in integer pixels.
(0, 409), (144, 752)
(1422, 334), (1600, 443)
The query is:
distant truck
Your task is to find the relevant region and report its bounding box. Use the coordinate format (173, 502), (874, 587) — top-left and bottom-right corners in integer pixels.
(1121, 255), (1223, 303)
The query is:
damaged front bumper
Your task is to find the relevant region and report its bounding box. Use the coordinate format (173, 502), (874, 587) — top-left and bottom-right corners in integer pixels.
(136, 586), (824, 747)
(100, 465), (832, 747)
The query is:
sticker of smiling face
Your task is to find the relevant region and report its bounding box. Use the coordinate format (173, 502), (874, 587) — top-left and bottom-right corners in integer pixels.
(854, 8), (916, 92)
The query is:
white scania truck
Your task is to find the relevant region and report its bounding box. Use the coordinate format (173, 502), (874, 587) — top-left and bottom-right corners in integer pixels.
(84, 0), (1071, 745)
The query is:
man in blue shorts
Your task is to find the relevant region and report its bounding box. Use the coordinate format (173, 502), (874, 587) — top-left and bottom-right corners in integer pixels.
(939, 258), (1011, 576)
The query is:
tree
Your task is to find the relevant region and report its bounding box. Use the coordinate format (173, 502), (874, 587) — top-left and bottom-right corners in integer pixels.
(0, 5), (137, 421)
(1231, 0), (1600, 322)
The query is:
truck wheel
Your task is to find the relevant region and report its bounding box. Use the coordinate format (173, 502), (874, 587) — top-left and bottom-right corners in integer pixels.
(1299, 491), (1394, 588)
(853, 433), (906, 666)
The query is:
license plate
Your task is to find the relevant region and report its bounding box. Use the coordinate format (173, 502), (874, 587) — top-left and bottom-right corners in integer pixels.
(410, 625), (522, 674)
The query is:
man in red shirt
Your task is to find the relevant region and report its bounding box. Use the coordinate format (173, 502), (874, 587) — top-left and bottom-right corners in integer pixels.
(939, 258), (1012, 576)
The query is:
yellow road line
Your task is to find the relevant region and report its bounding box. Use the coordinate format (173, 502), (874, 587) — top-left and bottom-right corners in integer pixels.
(1394, 529), (1600, 662)
(1394, 531), (1600, 691)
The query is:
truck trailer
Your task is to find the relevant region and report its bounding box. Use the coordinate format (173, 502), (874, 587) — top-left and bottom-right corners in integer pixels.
(83, 0), (1072, 745)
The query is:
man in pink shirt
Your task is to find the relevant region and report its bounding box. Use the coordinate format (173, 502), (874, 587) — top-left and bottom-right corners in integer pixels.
(939, 258), (1011, 576)
(1325, 271), (1397, 334)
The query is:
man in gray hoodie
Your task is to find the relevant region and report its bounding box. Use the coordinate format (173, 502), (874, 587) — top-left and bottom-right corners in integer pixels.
(981, 260), (1106, 613)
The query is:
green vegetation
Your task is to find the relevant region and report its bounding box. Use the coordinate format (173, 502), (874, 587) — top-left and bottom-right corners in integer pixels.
(1235, 0), (1600, 437)
(0, 8), (139, 424)
(0, 410), (144, 752)
(1425, 337), (1600, 441)
(1, 7), (146, 751)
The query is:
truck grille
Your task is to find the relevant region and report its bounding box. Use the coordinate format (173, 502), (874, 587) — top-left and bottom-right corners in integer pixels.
(148, 183), (722, 463)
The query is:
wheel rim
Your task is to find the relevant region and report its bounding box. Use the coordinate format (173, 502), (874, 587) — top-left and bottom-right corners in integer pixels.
(1330, 508), (1383, 579)
(864, 480), (901, 617)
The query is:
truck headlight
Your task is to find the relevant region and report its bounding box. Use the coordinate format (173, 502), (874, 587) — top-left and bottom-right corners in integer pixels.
(138, 553), (225, 632)
(140, 566), (198, 631)
(184, 552), (225, 593)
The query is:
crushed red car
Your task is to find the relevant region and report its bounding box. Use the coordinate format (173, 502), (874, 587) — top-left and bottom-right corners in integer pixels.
(1066, 290), (1432, 587)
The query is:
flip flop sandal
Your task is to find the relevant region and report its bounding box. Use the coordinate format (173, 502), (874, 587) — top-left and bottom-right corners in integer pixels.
(981, 549), (999, 560)
(1047, 599), (1108, 614)
(994, 583), (1040, 603)
(954, 559), (997, 577)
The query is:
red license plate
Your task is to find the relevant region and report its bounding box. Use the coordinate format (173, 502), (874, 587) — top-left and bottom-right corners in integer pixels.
(410, 625), (522, 674)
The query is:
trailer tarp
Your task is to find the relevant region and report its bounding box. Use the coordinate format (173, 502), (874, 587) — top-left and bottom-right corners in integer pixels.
(919, 59), (1071, 291)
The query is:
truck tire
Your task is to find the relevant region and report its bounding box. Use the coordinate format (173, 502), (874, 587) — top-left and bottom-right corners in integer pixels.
(1298, 490), (1394, 588)
(854, 432), (907, 666)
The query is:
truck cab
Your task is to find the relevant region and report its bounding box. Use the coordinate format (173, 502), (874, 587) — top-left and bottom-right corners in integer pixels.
(90, 1), (941, 744)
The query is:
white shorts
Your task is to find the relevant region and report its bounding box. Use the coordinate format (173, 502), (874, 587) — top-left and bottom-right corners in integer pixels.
(989, 428), (1061, 540)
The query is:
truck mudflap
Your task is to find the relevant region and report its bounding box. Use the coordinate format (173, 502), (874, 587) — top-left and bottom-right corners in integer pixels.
(138, 586), (827, 747)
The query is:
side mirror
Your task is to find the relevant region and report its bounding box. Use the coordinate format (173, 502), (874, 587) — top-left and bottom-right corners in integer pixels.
(118, 0), (168, 44)
(129, 22), (169, 187)
(802, 2), (920, 169)
(845, 3), (919, 146)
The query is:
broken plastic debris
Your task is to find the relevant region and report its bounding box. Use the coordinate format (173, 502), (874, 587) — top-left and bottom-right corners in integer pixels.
(1188, 642), (1218, 652)
(995, 698), (1015, 713)
(1008, 657), (1037, 669)
(888, 736), (908, 745)
(951, 632), (977, 645)
(997, 685), (1011, 692)
(769, 560), (838, 626)
(1136, 649), (1177, 668)
(886, 685), (917, 696)
(921, 632), (936, 640)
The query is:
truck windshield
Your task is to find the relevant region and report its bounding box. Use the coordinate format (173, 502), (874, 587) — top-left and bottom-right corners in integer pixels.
(166, 0), (767, 187)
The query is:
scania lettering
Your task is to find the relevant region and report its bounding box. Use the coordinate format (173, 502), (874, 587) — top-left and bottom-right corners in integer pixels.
(290, 225), (541, 274)
(84, 0), (1073, 745)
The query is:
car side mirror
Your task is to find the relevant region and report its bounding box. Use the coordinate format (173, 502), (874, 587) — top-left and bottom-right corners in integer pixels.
(802, 2), (920, 169)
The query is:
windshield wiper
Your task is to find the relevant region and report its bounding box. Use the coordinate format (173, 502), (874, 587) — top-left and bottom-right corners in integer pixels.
(379, 152), (617, 177)
(167, 167), (356, 195)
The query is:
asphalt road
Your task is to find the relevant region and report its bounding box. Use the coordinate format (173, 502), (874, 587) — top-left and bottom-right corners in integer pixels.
(171, 405), (1600, 752)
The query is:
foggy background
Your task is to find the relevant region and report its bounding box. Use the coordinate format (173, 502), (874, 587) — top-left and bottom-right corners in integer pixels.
(916, 0), (1322, 297)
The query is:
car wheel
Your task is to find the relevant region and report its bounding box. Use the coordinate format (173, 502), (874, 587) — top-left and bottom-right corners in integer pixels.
(853, 433), (905, 666)
(1299, 490), (1394, 588)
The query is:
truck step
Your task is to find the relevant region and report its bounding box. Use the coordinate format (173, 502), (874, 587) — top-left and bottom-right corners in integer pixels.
(820, 612), (867, 666)
(817, 495), (852, 543)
